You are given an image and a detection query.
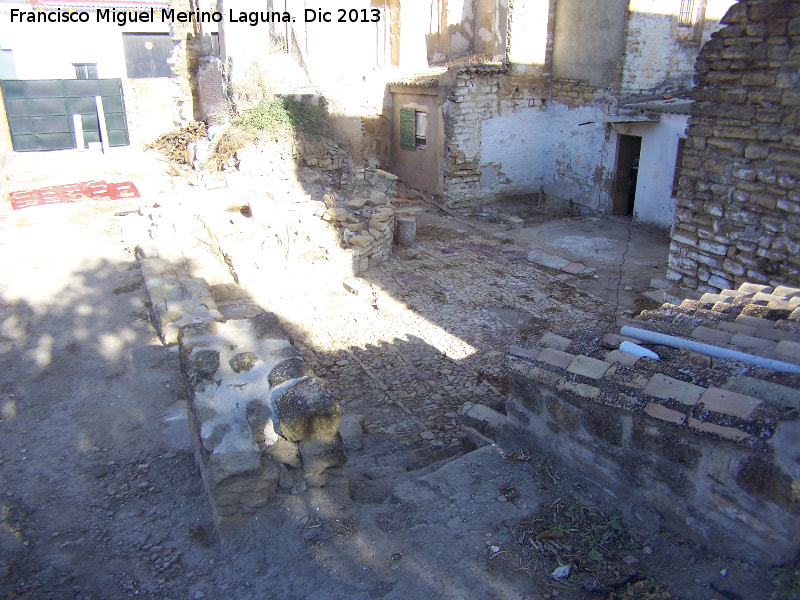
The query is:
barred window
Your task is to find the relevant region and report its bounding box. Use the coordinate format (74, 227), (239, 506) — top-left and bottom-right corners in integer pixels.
(678, 0), (697, 27)
(74, 63), (98, 80)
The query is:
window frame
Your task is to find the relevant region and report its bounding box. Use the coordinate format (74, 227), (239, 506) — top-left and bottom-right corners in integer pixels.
(73, 63), (98, 80)
(414, 110), (427, 149)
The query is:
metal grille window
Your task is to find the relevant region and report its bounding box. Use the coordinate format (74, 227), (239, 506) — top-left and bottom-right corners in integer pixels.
(74, 63), (98, 80)
(415, 111), (427, 149)
(678, 0), (697, 27)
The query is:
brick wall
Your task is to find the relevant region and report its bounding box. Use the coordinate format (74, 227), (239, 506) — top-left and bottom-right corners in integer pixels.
(550, 78), (601, 108)
(668, 0), (800, 293)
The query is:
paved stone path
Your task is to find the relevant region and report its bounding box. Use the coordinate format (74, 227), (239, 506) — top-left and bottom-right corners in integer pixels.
(260, 232), (611, 449)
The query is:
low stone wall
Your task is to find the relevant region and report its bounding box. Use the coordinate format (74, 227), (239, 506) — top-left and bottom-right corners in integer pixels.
(501, 288), (800, 566)
(133, 231), (346, 535)
(179, 307), (346, 533)
(135, 248), (223, 345)
(319, 185), (397, 274)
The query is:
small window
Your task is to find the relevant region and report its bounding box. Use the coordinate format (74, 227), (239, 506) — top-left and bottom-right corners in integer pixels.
(415, 111), (427, 149)
(678, 0), (697, 27)
(74, 63), (98, 80)
(399, 107), (429, 151)
(672, 137), (687, 197)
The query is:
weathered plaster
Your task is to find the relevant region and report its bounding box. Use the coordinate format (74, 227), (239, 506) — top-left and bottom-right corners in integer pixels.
(481, 103), (613, 210)
(616, 114), (688, 233)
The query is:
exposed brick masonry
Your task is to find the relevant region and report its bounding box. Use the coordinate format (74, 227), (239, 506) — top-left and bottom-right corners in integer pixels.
(668, 0), (800, 293)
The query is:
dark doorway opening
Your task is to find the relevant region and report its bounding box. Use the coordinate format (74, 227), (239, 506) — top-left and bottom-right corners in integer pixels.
(612, 134), (642, 216)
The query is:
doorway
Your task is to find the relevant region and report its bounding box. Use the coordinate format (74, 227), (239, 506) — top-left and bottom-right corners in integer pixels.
(612, 134), (641, 216)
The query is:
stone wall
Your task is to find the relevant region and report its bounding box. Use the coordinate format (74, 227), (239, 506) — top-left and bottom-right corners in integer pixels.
(179, 308), (345, 534)
(621, 0), (735, 97)
(130, 220), (347, 535)
(501, 285), (800, 566)
(668, 0), (800, 293)
(441, 68), (615, 212)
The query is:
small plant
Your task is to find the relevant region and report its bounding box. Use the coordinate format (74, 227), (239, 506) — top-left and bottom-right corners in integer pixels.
(234, 97), (330, 139)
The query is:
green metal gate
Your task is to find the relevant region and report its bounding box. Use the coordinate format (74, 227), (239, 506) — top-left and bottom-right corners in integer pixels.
(0, 78), (129, 152)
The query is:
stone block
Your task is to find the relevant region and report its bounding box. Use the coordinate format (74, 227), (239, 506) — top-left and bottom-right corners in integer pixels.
(566, 355), (611, 380)
(526, 251), (570, 270)
(644, 402), (686, 425)
(250, 312), (293, 343)
(299, 434), (347, 476)
(508, 345), (540, 361)
(773, 286), (800, 298)
(604, 350), (640, 367)
(535, 348), (574, 369)
(699, 387), (762, 419)
(349, 234), (373, 248)
(556, 379), (600, 399)
(268, 357), (312, 387)
(185, 348), (220, 388)
(539, 332), (572, 351)
(730, 333), (778, 352)
(644, 374), (705, 406)
(273, 378), (341, 442)
(457, 401), (506, 438)
(561, 262), (585, 274)
(776, 340), (800, 358)
(735, 314), (776, 329)
(738, 283), (773, 294)
(230, 351), (258, 373)
(686, 417), (750, 442)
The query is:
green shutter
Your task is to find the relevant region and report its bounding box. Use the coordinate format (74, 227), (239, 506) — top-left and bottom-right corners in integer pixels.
(399, 108), (416, 150)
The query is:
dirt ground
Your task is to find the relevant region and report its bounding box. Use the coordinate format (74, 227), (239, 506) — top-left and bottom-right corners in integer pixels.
(0, 147), (789, 600)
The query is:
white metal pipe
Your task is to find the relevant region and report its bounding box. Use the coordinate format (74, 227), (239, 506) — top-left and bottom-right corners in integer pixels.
(620, 326), (800, 374)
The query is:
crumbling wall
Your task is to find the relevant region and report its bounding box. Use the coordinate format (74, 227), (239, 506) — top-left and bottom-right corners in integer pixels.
(621, 0), (734, 97)
(668, 0), (800, 293)
(441, 68), (615, 211)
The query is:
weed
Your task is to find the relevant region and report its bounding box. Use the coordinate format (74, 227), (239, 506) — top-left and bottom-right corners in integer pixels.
(234, 97), (330, 139)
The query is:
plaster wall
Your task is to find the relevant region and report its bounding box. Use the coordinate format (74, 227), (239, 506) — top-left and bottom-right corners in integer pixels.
(551, 0), (627, 87)
(390, 88), (442, 195)
(615, 114), (688, 233)
(621, 0), (736, 97)
(430, 0), (508, 63)
(480, 103), (613, 210)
